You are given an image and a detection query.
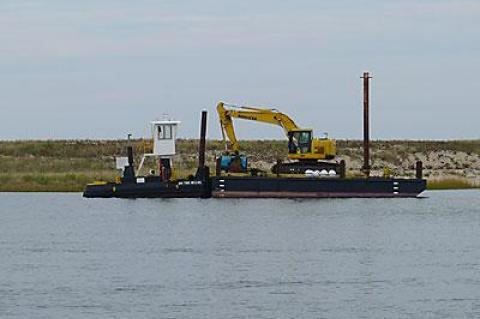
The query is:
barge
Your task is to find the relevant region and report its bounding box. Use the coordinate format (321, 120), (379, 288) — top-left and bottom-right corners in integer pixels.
(83, 72), (427, 199)
(83, 110), (426, 199)
(211, 176), (426, 198)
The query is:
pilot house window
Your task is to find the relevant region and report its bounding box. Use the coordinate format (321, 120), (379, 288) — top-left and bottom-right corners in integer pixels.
(157, 125), (173, 139)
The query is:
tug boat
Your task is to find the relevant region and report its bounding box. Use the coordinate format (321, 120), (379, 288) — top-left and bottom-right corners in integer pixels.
(83, 111), (211, 198)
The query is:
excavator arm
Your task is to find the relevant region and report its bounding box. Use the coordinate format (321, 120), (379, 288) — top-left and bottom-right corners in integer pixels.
(217, 101), (299, 153)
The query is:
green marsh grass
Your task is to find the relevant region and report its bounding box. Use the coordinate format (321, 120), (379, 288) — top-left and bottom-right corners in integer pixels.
(427, 178), (478, 190)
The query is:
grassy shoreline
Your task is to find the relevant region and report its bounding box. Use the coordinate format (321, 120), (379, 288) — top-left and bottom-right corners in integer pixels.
(0, 139), (479, 192)
(426, 179), (479, 190)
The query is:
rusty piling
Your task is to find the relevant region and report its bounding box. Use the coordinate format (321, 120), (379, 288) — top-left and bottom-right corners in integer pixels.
(362, 72), (372, 178)
(416, 161), (423, 179)
(198, 110), (208, 168)
(195, 110), (210, 181)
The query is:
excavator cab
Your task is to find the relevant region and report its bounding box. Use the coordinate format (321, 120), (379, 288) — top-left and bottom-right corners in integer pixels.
(288, 129), (313, 154)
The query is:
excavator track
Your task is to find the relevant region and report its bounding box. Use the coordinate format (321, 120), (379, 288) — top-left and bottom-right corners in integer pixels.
(271, 161), (342, 175)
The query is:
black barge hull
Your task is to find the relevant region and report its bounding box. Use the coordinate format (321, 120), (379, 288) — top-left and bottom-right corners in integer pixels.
(84, 176), (426, 199)
(211, 176), (427, 198)
(83, 179), (209, 198)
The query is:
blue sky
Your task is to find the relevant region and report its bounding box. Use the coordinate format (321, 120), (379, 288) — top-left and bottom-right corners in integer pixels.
(0, 0), (479, 140)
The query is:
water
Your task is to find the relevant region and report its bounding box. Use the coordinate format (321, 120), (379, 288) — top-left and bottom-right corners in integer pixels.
(1, 191), (480, 318)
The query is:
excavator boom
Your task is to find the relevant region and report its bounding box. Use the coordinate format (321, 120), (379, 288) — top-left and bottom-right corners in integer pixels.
(217, 102), (299, 153)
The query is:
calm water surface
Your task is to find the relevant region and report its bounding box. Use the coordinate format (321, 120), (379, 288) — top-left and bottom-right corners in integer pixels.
(1, 191), (480, 318)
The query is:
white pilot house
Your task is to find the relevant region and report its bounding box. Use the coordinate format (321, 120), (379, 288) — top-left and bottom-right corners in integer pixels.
(136, 119), (180, 181)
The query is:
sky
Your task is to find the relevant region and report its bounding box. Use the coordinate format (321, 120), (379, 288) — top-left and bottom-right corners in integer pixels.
(0, 0), (479, 140)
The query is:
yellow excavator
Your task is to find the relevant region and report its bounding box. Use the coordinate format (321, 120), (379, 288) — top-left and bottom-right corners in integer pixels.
(217, 101), (340, 174)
